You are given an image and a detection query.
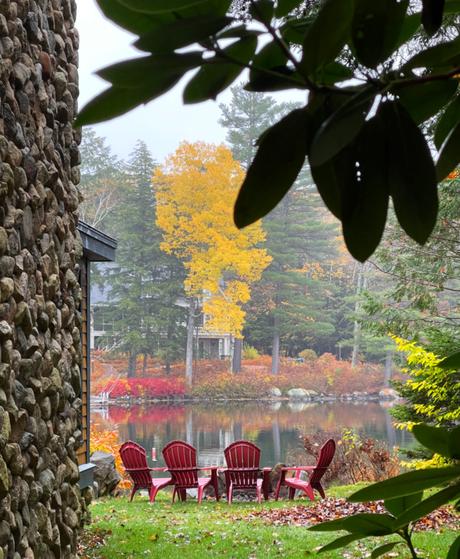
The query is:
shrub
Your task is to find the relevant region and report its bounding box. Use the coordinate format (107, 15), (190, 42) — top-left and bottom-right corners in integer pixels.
(243, 344), (260, 359)
(298, 348), (317, 361)
(300, 429), (400, 485)
(90, 422), (131, 489)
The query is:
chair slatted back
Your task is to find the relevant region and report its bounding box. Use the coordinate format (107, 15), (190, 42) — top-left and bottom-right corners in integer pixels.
(310, 439), (336, 485)
(224, 441), (261, 488)
(119, 441), (152, 489)
(162, 440), (199, 488)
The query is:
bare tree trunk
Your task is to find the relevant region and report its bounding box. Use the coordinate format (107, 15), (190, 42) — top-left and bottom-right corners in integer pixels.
(232, 338), (242, 373)
(186, 408), (193, 445)
(127, 352), (137, 378)
(142, 353), (148, 375)
(351, 264), (368, 368)
(384, 349), (393, 387)
(272, 315), (280, 375)
(185, 298), (195, 390)
(272, 420), (281, 463)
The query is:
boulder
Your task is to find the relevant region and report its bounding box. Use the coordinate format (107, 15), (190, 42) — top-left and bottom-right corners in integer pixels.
(268, 387), (282, 398)
(287, 388), (308, 399)
(90, 451), (121, 497)
(379, 388), (400, 400)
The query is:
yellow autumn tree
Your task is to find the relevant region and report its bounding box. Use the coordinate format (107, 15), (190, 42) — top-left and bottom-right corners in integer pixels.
(154, 142), (271, 386)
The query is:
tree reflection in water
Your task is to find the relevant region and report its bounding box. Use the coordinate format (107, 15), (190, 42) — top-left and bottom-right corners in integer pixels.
(92, 402), (410, 469)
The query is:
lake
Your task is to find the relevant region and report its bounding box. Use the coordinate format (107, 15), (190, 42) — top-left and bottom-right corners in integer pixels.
(92, 401), (411, 469)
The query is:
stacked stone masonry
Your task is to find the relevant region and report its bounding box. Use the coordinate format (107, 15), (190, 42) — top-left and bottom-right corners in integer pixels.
(0, 0), (85, 557)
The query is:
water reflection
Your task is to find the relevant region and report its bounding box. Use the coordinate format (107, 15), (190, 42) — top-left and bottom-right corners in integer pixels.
(93, 402), (409, 469)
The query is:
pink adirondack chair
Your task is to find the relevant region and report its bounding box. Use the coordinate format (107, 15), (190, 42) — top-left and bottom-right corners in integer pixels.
(275, 438), (336, 501)
(119, 441), (172, 503)
(162, 440), (220, 504)
(223, 441), (271, 504)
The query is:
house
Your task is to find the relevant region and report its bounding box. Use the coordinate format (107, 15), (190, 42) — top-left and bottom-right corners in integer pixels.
(76, 221), (117, 488)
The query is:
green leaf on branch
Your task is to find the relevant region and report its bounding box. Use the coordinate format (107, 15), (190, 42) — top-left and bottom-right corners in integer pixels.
(436, 122), (460, 181)
(341, 116), (390, 262)
(75, 86), (162, 126)
(312, 62), (354, 85)
(371, 542), (403, 559)
(447, 534), (460, 559)
(249, 0), (274, 23)
(300, 0), (353, 74)
(439, 350), (460, 369)
(421, 0), (446, 35)
(378, 100), (438, 245)
(412, 424), (452, 458)
(351, 0), (408, 68)
(317, 534), (365, 553)
(309, 86), (376, 166)
(96, 0), (166, 34)
(134, 15), (233, 52)
(183, 36), (257, 103)
(396, 79), (458, 124)
(435, 96), (460, 149)
(118, 0), (214, 14)
(246, 40), (302, 91)
(395, 482), (460, 526)
(397, 12), (422, 47)
(234, 108), (310, 228)
(275, 0), (302, 17)
(309, 513), (396, 536)
(97, 53), (203, 87)
(384, 492), (423, 517)
(349, 466), (460, 502)
(404, 36), (460, 69)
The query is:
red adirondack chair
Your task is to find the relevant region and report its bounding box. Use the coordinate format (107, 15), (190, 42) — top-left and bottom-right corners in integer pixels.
(275, 438), (336, 501)
(162, 440), (220, 504)
(223, 441), (271, 504)
(119, 441), (172, 503)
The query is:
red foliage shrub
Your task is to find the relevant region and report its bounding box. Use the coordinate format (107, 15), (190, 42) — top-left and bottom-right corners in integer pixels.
(102, 377), (185, 399)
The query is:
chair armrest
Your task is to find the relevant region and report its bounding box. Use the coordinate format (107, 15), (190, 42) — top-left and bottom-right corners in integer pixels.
(281, 466), (315, 472)
(149, 467), (168, 472)
(262, 467), (272, 472)
(198, 466), (219, 472)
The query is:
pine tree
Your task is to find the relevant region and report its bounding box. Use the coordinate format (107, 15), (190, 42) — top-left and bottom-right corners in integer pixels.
(102, 141), (186, 376)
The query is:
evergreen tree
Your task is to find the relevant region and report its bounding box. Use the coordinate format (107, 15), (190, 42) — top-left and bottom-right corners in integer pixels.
(102, 141), (186, 376)
(219, 86), (342, 372)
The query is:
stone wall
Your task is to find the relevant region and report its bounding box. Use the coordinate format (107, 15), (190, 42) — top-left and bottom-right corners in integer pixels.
(0, 0), (84, 557)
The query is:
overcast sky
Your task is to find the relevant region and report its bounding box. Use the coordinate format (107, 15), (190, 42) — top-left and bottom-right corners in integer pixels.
(77, 1), (305, 163)
(77, 0), (231, 162)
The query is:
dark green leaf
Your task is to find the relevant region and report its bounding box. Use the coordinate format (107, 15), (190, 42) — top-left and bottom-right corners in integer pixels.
(234, 108), (310, 227)
(249, 0), (274, 23)
(309, 513), (396, 536)
(449, 426), (460, 459)
(422, 0), (446, 35)
(395, 483), (460, 527)
(439, 350), (460, 369)
(371, 542), (403, 559)
(97, 53), (203, 87)
(351, 0), (408, 68)
(118, 0), (212, 13)
(249, 40), (288, 78)
(310, 86), (375, 166)
(96, 0), (166, 34)
(379, 100), (438, 245)
(245, 68), (304, 92)
(317, 534), (365, 553)
(396, 79), (457, 124)
(447, 534), (460, 559)
(217, 26), (262, 39)
(280, 15), (314, 44)
(313, 62), (354, 85)
(275, 0), (302, 17)
(349, 466), (460, 502)
(444, 0), (460, 13)
(404, 36), (460, 69)
(300, 0), (353, 73)
(183, 36), (257, 103)
(341, 115), (390, 262)
(135, 15), (233, 52)
(75, 85), (162, 126)
(436, 122), (460, 181)
(397, 12), (422, 47)
(435, 96), (460, 149)
(412, 424), (452, 458)
(385, 492), (423, 517)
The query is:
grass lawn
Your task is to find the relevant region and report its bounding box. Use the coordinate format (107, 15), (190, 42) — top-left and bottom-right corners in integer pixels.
(81, 485), (458, 559)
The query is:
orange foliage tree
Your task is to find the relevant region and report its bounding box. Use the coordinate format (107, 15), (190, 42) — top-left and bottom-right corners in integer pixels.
(154, 142), (271, 387)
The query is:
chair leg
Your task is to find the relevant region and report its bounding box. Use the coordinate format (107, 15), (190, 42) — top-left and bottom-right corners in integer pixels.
(288, 487), (296, 500)
(213, 474), (220, 502)
(304, 484), (315, 501)
(180, 489), (187, 502)
(256, 486), (262, 504)
(149, 485), (159, 503)
(274, 480), (282, 501)
(198, 486), (204, 504)
(129, 487), (137, 502)
(172, 487), (177, 503)
(228, 483), (233, 505)
(315, 483), (326, 499)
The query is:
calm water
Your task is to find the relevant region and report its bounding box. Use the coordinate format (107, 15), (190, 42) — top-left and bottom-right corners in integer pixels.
(93, 401), (411, 469)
